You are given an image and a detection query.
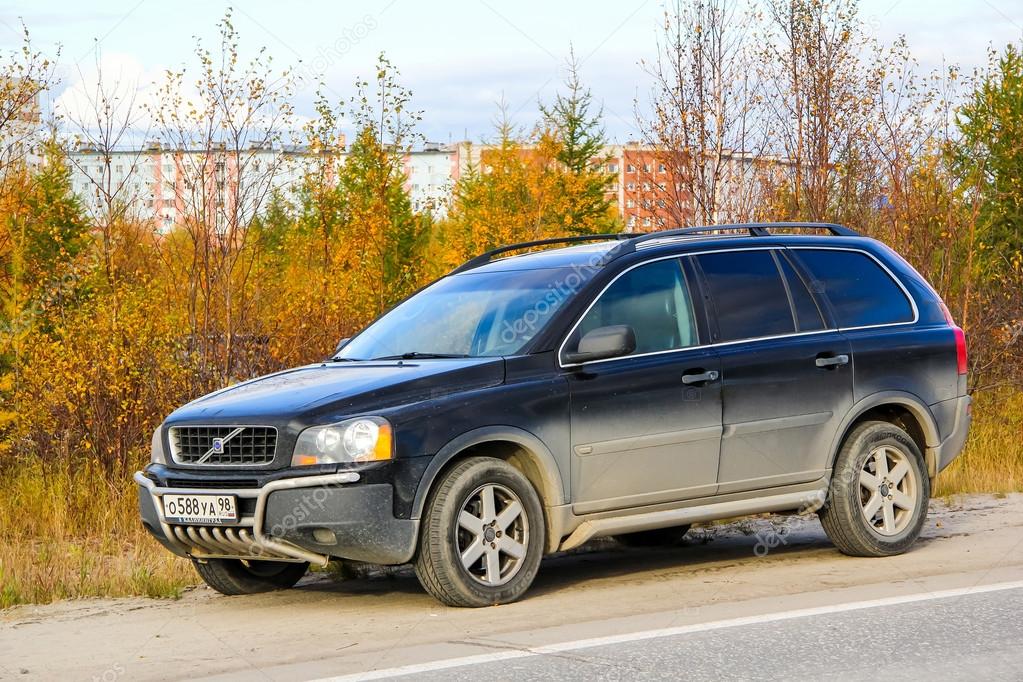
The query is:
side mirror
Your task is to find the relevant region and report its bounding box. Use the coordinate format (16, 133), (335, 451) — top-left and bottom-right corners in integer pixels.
(332, 337), (351, 356)
(563, 325), (636, 366)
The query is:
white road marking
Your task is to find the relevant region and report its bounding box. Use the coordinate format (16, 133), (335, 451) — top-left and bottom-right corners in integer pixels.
(314, 579), (1023, 681)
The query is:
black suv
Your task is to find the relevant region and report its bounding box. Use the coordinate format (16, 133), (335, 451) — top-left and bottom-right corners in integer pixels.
(136, 223), (972, 607)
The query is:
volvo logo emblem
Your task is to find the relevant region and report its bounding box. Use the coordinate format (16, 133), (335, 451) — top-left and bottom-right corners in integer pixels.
(195, 427), (245, 464)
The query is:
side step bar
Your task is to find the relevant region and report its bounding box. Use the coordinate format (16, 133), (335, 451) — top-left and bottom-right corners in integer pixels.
(559, 488), (825, 551)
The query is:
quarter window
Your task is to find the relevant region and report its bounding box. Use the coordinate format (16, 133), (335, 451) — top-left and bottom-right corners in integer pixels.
(794, 249), (914, 328)
(569, 259), (698, 358)
(697, 250), (795, 342)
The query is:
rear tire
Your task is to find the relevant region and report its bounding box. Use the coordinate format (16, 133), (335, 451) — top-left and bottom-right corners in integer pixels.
(614, 524), (692, 547)
(193, 558), (308, 595)
(819, 421), (929, 557)
(414, 457), (545, 607)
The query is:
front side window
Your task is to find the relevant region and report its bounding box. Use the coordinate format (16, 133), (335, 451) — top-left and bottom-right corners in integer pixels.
(697, 250), (795, 342)
(567, 258), (698, 358)
(794, 249), (914, 328)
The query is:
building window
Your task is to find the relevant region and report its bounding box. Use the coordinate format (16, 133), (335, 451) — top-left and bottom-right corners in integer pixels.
(658, 163), (666, 173)
(627, 215), (637, 227)
(627, 182), (636, 191)
(643, 217), (652, 227)
(608, 163), (618, 173)
(626, 199), (635, 208)
(657, 182), (666, 191)
(626, 164), (636, 173)
(643, 182), (651, 191)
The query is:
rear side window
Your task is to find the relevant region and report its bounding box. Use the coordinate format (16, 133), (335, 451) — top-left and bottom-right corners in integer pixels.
(572, 258), (698, 356)
(696, 250), (795, 342)
(795, 249), (914, 328)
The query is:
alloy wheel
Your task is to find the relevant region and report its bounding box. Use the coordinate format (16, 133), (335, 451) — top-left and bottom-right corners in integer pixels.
(455, 483), (529, 586)
(858, 445), (918, 536)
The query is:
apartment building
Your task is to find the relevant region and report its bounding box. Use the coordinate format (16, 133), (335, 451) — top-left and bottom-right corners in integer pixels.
(0, 81), (43, 170)
(66, 139), (786, 232)
(67, 140), (464, 231)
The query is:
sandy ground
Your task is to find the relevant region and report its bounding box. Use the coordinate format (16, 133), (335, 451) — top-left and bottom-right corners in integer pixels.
(2, 493), (1023, 681)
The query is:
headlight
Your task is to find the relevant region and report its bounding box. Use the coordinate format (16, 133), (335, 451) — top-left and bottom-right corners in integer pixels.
(151, 426), (168, 465)
(292, 417), (392, 466)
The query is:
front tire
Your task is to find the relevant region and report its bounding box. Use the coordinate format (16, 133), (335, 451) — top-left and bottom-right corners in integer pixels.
(819, 421), (929, 557)
(414, 457), (545, 607)
(193, 558), (308, 595)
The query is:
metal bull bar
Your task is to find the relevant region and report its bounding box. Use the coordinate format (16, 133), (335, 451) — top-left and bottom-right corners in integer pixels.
(134, 470), (361, 566)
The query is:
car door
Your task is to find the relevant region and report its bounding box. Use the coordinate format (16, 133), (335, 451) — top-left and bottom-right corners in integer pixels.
(562, 257), (723, 515)
(692, 248), (854, 494)
(789, 247), (952, 405)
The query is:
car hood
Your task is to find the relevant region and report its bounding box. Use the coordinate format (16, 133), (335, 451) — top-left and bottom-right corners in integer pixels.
(165, 358), (506, 423)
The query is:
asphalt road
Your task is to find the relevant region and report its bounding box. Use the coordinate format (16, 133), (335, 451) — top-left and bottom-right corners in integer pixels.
(3, 493), (1023, 681)
(354, 582), (1023, 681)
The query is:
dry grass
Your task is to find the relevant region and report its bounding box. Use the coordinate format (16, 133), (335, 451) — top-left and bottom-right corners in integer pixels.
(0, 460), (194, 609)
(934, 388), (1023, 497)
(0, 391), (1020, 608)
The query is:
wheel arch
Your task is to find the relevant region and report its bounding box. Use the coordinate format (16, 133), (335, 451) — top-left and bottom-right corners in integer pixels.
(830, 391), (941, 478)
(411, 426), (568, 553)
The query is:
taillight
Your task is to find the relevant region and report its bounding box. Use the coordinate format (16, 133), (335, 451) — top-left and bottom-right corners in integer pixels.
(953, 326), (968, 375)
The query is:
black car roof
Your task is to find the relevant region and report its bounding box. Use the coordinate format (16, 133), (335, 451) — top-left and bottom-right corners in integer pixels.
(459, 224), (873, 275)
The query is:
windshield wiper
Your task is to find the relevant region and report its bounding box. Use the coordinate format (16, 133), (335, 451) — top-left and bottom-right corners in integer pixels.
(372, 352), (472, 361)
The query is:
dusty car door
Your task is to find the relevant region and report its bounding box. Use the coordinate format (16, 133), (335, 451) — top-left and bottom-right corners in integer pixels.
(562, 257), (723, 515)
(693, 248), (854, 494)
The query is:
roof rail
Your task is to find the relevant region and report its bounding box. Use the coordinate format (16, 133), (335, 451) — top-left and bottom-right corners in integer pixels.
(450, 233), (631, 274)
(600, 222), (860, 264)
(452, 223), (860, 273)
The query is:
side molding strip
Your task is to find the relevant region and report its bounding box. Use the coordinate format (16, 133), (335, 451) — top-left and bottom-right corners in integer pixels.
(558, 488), (824, 551)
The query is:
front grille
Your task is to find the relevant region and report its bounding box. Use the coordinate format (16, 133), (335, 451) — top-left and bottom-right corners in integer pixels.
(169, 426), (277, 466)
(166, 478), (260, 489)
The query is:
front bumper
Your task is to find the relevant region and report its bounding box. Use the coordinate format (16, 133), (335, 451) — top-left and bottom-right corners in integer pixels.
(136, 470), (419, 566)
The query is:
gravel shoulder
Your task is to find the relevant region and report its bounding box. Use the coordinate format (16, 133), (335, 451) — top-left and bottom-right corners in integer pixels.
(2, 493), (1022, 681)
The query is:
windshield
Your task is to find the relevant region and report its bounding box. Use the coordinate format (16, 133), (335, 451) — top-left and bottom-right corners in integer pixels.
(338, 267), (583, 360)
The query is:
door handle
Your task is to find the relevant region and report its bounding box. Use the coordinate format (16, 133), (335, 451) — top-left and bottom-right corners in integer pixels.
(682, 370), (719, 385)
(815, 353), (849, 368)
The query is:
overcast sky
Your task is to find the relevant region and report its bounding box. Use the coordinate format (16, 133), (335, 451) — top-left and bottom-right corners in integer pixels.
(2, 0), (1021, 144)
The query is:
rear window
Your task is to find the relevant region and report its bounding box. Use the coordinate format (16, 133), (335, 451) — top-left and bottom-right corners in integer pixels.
(696, 250), (795, 342)
(794, 249), (914, 328)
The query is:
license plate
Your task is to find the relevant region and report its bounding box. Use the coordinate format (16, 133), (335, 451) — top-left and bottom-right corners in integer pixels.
(163, 494), (238, 525)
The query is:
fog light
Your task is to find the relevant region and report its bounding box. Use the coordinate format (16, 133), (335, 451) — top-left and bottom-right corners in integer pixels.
(312, 528), (337, 545)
